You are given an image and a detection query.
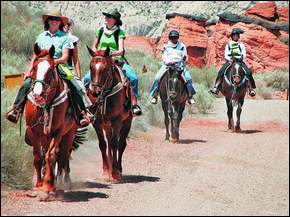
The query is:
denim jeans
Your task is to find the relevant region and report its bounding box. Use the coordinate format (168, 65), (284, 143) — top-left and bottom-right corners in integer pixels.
(149, 64), (196, 97)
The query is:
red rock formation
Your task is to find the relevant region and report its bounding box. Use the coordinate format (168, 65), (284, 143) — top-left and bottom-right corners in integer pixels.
(125, 35), (156, 55)
(277, 6), (289, 22)
(155, 16), (208, 68)
(244, 1), (277, 21)
(125, 4), (289, 74)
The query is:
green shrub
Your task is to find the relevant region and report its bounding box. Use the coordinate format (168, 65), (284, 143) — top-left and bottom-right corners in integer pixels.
(1, 3), (42, 57)
(256, 86), (274, 100)
(254, 69), (289, 91)
(1, 88), (33, 189)
(194, 83), (215, 114)
(188, 66), (217, 89)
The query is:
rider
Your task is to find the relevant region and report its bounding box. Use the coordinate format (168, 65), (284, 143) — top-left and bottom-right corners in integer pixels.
(149, 30), (196, 105)
(83, 9), (142, 116)
(210, 28), (256, 96)
(6, 9), (92, 126)
(62, 18), (93, 125)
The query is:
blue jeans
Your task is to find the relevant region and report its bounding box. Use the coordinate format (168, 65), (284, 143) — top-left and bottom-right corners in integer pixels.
(149, 64), (196, 97)
(83, 63), (139, 97)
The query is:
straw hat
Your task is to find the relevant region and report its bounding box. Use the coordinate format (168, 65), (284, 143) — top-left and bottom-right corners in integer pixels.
(42, 9), (68, 26)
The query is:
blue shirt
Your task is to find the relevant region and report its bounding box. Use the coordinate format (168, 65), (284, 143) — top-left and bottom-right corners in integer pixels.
(35, 30), (73, 59)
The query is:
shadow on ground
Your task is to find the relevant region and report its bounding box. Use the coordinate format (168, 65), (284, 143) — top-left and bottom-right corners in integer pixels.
(117, 175), (160, 184)
(61, 191), (108, 202)
(178, 139), (207, 144)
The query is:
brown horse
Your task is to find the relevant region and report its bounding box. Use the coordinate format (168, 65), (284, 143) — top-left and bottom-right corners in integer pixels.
(159, 62), (188, 143)
(86, 46), (133, 182)
(25, 43), (80, 196)
(220, 59), (248, 132)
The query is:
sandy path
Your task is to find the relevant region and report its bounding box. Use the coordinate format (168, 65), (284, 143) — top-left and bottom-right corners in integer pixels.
(1, 98), (289, 216)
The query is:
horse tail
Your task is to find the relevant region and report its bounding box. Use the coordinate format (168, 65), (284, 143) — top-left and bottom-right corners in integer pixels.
(72, 127), (88, 151)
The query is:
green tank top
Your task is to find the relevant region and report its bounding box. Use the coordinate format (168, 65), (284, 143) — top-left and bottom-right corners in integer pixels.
(95, 27), (126, 61)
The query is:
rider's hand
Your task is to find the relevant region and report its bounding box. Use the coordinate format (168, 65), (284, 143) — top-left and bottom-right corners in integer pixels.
(23, 71), (32, 80)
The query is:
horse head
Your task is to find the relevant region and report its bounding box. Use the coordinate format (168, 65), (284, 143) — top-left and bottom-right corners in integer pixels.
(87, 46), (114, 97)
(30, 43), (57, 107)
(226, 58), (246, 87)
(166, 62), (184, 101)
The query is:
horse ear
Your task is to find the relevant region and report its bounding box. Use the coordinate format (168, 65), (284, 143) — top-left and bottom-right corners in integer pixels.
(104, 47), (110, 57)
(87, 45), (96, 57)
(49, 45), (55, 59)
(34, 43), (41, 55)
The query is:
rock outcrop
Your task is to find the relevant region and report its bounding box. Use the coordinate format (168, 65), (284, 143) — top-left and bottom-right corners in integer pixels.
(127, 2), (289, 73)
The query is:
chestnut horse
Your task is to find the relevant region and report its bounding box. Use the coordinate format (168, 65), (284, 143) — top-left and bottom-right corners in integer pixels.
(86, 46), (133, 182)
(159, 62), (188, 143)
(220, 59), (248, 132)
(25, 43), (81, 195)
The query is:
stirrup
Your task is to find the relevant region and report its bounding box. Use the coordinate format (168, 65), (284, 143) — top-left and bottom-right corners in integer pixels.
(187, 98), (196, 105)
(151, 97), (158, 104)
(210, 87), (219, 95)
(6, 107), (22, 123)
(132, 105), (142, 116)
(249, 89), (256, 97)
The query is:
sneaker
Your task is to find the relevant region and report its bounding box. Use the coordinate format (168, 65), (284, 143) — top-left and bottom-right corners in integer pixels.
(150, 97), (157, 104)
(187, 98), (196, 105)
(249, 89), (256, 97)
(209, 87), (219, 95)
(6, 107), (21, 123)
(132, 105), (142, 116)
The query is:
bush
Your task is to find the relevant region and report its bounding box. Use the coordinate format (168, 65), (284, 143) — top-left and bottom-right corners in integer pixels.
(254, 69), (289, 91)
(1, 3), (42, 57)
(194, 83), (215, 113)
(1, 88), (33, 189)
(188, 66), (217, 89)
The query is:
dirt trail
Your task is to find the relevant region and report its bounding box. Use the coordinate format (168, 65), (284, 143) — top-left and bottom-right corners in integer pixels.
(1, 98), (289, 216)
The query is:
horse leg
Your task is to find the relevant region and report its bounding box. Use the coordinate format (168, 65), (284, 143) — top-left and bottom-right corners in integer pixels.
(176, 104), (185, 142)
(118, 118), (132, 177)
(42, 135), (61, 193)
(33, 145), (43, 189)
(59, 130), (76, 191)
(235, 99), (244, 132)
(93, 124), (110, 179)
(162, 102), (170, 140)
(226, 98), (234, 130)
(110, 123), (122, 182)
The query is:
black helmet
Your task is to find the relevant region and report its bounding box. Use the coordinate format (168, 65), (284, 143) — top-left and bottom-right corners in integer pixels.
(231, 28), (244, 36)
(168, 30), (179, 39)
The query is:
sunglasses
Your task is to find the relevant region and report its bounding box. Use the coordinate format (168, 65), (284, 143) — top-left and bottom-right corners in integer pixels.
(48, 16), (62, 21)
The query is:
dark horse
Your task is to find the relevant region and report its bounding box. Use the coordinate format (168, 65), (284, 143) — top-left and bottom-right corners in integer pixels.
(86, 46), (133, 182)
(220, 59), (248, 132)
(159, 62), (188, 143)
(25, 43), (81, 196)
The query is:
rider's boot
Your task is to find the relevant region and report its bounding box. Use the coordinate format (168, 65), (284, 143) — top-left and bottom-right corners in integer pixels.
(6, 103), (24, 123)
(130, 87), (142, 116)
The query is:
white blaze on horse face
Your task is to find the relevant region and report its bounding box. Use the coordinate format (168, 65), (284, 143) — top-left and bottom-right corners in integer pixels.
(235, 63), (240, 75)
(95, 63), (101, 72)
(33, 60), (50, 95)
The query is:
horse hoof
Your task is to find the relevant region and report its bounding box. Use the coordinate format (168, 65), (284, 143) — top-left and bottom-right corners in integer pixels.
(235, 127), (241, 133)
(170, 138), (178, 143)
(38, 191), (50, 201)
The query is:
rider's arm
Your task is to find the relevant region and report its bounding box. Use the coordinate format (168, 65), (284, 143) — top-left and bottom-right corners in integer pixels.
(92, 37), (99, 52)
(54, 48), (69, 65)
(24, 54), (37, 79)
(181, 43), (188, 63)
(240, 43), (246, 61)
(110, 37), (125, 57)
(162, 44), (170, 64)
(72, 43), (82, 78)
(224, 43), (232, 61)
